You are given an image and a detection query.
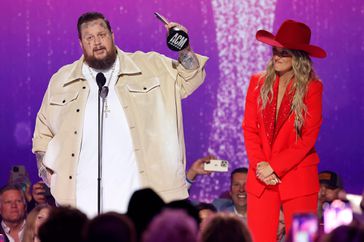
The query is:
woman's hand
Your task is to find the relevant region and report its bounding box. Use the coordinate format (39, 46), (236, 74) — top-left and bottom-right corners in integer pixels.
(262, 173), (281, 185)
(256, 161), (274, 180)
(256, 161), (281, 185)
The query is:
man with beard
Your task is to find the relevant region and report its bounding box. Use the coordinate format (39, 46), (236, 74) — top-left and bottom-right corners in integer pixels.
(0, 185), (27, 242)
(32, 12), (208, 217)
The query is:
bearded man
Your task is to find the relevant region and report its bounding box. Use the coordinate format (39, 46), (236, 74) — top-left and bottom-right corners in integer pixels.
(32, 12), (208, 217)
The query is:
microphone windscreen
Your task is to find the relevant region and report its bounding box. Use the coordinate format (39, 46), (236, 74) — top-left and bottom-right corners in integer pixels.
(96, 72), (106, 88)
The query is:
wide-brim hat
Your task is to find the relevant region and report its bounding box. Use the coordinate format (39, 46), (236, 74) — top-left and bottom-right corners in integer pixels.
(256, 19), (327, 58)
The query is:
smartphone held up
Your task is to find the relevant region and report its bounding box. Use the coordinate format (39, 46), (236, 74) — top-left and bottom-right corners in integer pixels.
(292, 213), (318, 242)
(203, 159), (229, 172)
(8, 165), (31, 192)
(323, 199), (353, 234)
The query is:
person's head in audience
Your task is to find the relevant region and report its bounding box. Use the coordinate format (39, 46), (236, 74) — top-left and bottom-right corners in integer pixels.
(166, 199), (201, 225)
(38, 206), (88, 242)
(199, 212), (252, 242)
(196, 202), (217, 223)
(319, 224), (364, 242)
(84, 212), (136, 242)
(23, 204), (51, 242)
(319, 171), (343, 204)
(230, 168), (248, 214)
(0, 184), (27, 226)
(34, 204), (51, 237)
(127, 188), (165, 241)
(142, 209), (198, 242)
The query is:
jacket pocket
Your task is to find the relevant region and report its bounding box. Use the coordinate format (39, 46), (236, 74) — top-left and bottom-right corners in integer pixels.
(126, 78), (160, 93)
(49, 92), (79, 106)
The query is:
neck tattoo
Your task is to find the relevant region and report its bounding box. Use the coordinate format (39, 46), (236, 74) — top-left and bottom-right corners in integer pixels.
(88, 62), (116, 118)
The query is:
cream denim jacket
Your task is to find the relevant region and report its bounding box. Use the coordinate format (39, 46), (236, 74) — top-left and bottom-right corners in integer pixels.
(32, 48), (208, 206)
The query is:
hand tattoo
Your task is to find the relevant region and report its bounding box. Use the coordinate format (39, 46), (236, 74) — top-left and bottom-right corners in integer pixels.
(178, 48), (199, 70)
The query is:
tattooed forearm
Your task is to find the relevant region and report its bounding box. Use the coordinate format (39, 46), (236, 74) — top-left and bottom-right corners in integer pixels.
(35, 151), (45, 169)
(35, 151), (53, 185)
(178, 48), (199, 70)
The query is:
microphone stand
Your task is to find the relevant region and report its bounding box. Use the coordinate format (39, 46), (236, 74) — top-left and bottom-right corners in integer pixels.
(97, 86), (109, 215)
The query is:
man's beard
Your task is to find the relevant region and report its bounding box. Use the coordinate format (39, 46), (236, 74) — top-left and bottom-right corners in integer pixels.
(85, 46), (117, 70)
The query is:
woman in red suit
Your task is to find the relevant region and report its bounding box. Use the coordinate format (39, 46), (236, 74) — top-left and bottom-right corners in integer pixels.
(242, 20), (326, 242)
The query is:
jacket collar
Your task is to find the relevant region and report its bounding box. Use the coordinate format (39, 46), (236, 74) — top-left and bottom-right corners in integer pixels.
(63, 46), (141, 86)
(1, 219), (26, 235)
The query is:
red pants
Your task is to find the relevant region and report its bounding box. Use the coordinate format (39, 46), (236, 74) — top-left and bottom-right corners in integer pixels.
(247, 188), (317, 242)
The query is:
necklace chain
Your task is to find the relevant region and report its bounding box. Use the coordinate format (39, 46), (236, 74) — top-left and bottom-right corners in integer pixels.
(88, 62), (116, 87)
(87, 62), (116, 118)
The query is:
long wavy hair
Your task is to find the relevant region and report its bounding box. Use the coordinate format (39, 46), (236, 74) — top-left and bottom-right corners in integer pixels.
(22, 204), (52, 242)
(259, 49), (318, 136)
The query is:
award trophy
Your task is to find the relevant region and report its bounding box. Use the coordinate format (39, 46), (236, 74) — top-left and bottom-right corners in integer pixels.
(154, 12), (189, 51)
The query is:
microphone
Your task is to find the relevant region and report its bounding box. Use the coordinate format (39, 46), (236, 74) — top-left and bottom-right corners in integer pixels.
(96, 73), (106, 90)
(96, 72), (109, 98)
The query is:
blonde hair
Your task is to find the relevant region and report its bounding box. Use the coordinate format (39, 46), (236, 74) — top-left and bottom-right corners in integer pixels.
(259, 49), (318, 136)
(22, 204), (51, 242)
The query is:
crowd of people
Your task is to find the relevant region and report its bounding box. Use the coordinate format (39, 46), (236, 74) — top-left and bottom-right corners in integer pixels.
(0, 167), (363, 242)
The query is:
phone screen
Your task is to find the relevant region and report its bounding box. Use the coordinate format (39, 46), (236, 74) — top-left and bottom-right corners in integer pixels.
(8, 165), (31, 192)
(323, 199), (353, 233)
(292, 213), (318, 242)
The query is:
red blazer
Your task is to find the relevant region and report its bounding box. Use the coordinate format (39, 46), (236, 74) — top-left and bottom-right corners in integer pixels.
(242, 73), (322, 200)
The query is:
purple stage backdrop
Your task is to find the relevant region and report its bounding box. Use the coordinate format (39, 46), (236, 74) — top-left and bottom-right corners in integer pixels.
(1, 0), (363, 202)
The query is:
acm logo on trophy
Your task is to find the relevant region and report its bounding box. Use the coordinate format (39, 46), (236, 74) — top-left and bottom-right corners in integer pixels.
(154, 12), (189, 51)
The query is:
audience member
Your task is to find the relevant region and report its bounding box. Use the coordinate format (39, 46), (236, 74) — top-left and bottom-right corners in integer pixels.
(187, 160), (286, 239)
(6, 165), (51, 213)
(38, 206), (88, 242)
(319, 224), (364, 242)
(84, 212), (136, 242)
(7, 180), (54, 214)
(142, 209), (198, 242)
(22, 204), (51, 242)
(319, 171), (344, 204)
(0, 185), (27, 242)
(199, 212), (252, 242)
(195, 202), (217, 223)
(126, 188), (165, 242)
(318, 171), (344, 222)
(166, 199), (201, 225)
(186, 157), (247, 214)
(186, 158), (248, 219)
(212, 168), (247, 220)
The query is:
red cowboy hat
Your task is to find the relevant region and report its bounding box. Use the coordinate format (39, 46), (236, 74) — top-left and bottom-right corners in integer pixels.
(256, 19), (326, 58)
